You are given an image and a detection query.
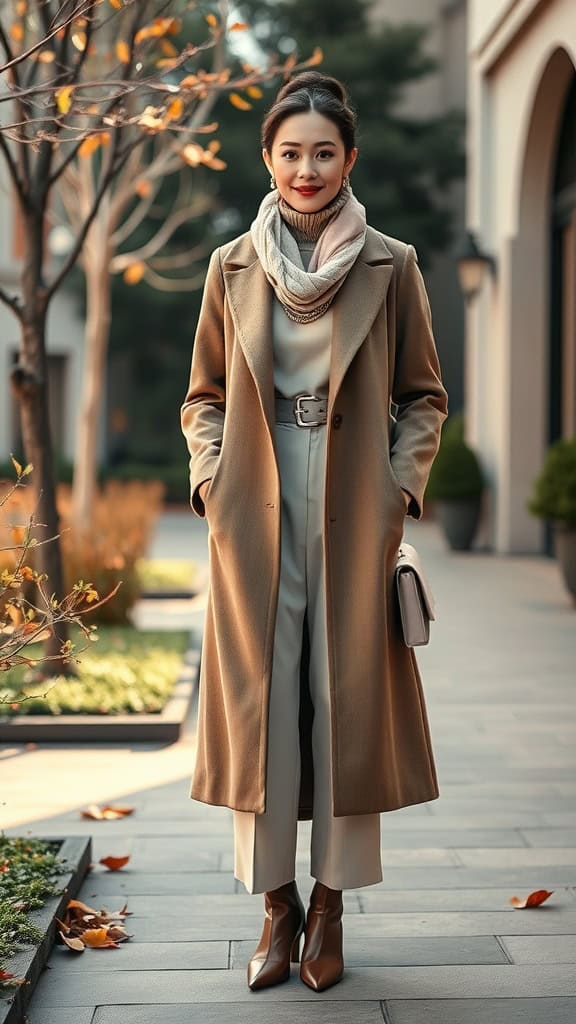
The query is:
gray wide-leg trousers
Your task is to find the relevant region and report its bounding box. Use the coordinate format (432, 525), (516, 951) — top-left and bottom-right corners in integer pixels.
(233, 416), (383, 894)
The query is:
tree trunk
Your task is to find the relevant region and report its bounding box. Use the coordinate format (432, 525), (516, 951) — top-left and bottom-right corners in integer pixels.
(11, 211), (72, 674)
(71, 235), (112, 529)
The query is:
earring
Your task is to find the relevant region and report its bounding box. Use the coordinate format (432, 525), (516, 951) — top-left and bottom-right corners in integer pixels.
(270, 175), (276, 190)
(343, 175), (350, 187)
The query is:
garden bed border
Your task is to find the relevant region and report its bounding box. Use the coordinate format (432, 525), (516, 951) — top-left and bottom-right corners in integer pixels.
(0, 644), (200, 743)
(0, 835), (91, 1024)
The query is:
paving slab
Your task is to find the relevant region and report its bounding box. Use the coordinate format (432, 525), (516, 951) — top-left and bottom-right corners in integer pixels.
(521, 829), (576, 847)
(385, 997), (576, 1023)
(47, 940), (229, 972)
(358, 888), (575, 912)
(26, 1010), (96, 1024)
(231, 935), (507, 967)
(31, 964), (576, 1004)
(92, 1003), (386, 1024)
(500, 935), (576, 963)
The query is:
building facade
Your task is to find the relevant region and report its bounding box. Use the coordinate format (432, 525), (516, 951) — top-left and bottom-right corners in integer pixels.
(467, 0), (576, 554)
(371, 0), (468, 423)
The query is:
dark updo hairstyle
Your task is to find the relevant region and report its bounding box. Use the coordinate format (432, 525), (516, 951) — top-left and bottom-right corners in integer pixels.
(261, 71), (358, 156)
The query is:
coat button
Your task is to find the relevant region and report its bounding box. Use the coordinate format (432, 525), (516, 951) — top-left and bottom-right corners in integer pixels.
(332, 413), (343, 429)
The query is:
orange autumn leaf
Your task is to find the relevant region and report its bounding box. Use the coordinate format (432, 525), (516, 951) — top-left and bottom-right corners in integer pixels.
(306, 46), (323, 67)
(135, 179), (152, 198)
(116, 40), (130, 64)
(160, 39), (178, 57)
(510, 889), (554, 909)
(109, 0), (122, 8)
(205, 13), (218, 27)
(10, 22), (24, 43)
(123, 263), (145, 285)
(229, 92), (252, 111)
(99, 855), (131, 871)
(38, 50), (55, 63)
(229, 21), (249, 31)
(81, 927), (119, 948)
(246, 85), (263, 99)
(166, 97), (184, 121)
(79, 135), (102, 158)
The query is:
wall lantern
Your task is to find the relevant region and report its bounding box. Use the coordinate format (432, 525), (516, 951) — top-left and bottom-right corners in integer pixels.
(456, 230), (496, 301)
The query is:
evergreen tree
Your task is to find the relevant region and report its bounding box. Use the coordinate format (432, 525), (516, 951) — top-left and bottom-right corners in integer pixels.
(213, 0), (465, 265)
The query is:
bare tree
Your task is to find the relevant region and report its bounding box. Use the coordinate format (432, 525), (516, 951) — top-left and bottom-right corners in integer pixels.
(0, 0), (321, 670)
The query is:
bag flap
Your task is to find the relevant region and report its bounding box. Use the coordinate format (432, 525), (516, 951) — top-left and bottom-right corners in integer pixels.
(395, 542), (436, 620)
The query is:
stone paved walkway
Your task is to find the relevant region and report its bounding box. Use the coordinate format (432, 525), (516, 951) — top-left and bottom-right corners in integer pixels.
(2, 511), (576, 1023)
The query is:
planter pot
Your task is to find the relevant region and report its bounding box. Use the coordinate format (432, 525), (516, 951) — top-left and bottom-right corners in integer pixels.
(553, 523), (576, 604)
(435, 495), (482, 551)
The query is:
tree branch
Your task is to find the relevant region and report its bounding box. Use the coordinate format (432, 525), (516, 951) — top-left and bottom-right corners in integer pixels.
(0, 282), (23, 319)
(0, 131), (26, 204)
(44, 129), (123, 302)
(0, 0), (96, 74)
(112, 196), (212, 269)
(139, 265), (207, 291)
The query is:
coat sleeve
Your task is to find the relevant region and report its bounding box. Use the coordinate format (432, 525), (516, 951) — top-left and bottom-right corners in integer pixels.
(390, 244), (449, 520)
(180, 246), (226, 518)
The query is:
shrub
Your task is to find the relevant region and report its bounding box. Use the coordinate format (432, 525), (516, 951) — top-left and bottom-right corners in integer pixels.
(426, 432), (485, 501)
(0, 480), (165, 625)
(527, 436), (576, 527)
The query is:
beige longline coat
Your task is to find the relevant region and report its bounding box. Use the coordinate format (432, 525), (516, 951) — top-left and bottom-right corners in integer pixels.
(181, 225), (449, 819)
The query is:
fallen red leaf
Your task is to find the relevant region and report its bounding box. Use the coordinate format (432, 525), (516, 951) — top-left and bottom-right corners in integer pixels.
(510, 889), (554, 909)
(99, 855), (131, 871)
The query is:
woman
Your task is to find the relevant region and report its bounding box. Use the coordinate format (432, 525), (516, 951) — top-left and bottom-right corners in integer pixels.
(181, 70), (448, 993)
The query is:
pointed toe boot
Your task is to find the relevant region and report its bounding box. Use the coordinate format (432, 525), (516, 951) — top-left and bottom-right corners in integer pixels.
(247, 880), (306, 991)
(300, 881), (344, 992)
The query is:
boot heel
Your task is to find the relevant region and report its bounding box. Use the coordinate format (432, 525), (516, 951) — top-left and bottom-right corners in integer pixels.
(290, 930), (302, 963)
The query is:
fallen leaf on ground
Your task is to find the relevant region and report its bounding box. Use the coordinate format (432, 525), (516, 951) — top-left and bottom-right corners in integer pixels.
(81, 927), (120, 948)
(57, 898), (132, 953)
(510, 889), (554, 909)
(59, 932), (85, 952)
(99, 855), (130, 871)
(81, 803), (135, 819)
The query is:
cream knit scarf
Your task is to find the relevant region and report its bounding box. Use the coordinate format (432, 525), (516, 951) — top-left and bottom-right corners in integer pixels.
(250, 180), (367, 323)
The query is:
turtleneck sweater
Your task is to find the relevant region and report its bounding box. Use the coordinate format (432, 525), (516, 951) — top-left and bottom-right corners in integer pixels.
(272, 190), (347, 400)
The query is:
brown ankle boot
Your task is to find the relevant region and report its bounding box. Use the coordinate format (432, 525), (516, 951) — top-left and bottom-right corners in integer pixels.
(247, 880), (306, 990)
(300, 880), (344, 991)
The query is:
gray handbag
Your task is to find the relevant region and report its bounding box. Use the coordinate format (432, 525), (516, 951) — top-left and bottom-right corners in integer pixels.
(394, 542), (436, 646)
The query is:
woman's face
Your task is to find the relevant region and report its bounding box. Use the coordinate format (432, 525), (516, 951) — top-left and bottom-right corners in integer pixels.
(262, 109), (358, 213)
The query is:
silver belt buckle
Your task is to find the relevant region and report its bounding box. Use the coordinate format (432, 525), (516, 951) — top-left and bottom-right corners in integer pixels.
(294, 394), (327, 427)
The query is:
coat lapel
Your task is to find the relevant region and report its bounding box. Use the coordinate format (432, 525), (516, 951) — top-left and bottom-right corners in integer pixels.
(223, 246), (276, 438)
(222, 226), (394, 434)
(328, 233), (394, 412)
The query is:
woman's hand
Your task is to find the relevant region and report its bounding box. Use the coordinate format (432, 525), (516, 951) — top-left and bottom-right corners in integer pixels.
(199, 479), (211, 505)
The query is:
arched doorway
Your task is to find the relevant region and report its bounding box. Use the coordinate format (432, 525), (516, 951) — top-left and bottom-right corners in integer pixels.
(510, 48), (576, 554)
(550, 74), (576, 445)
